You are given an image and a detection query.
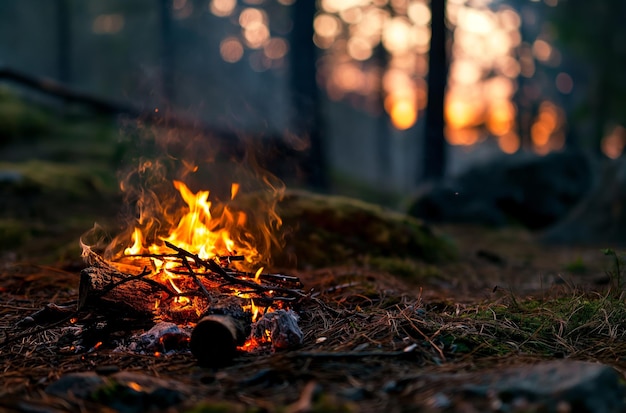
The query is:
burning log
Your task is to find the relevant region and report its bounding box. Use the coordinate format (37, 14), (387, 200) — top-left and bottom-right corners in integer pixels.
(78, 239), (305, 364)
(79, 266), (160, 318)
(190, 306), (252, 367)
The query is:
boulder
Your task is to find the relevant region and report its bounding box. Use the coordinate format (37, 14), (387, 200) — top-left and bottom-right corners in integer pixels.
(407, 151), (594, 229)
(46, 371), (190, 413)
(459, 360), (626, 412)
(542, 158), (626, 245)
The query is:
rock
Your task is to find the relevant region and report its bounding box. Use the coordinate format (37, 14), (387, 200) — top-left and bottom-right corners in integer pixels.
(459, 360), (626, 412)
(46, 371), (192, 413)
(45, 372), (106, 400)
(542, 158), (626, 245)
(407, 151), (594, 230)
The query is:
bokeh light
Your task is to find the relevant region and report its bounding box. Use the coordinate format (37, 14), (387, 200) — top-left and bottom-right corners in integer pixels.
(92, 14), (125, 34)
(209, 0), (569, 153)
(220, 37), (244, 63)
(601, 126), (626, 159)
(210, 0), (237, 17)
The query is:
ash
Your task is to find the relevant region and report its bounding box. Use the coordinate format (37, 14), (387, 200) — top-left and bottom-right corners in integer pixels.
(253, 309), (303, 350)
(119, 322), (192, 355)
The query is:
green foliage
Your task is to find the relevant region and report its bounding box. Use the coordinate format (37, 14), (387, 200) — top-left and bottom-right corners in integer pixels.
(603, 248), (625, 291)
(0, 87), (54, 142)
(564, 256), (588, 274)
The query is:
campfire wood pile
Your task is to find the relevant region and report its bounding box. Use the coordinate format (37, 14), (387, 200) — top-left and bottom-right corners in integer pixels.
(79, 241), (305, 366)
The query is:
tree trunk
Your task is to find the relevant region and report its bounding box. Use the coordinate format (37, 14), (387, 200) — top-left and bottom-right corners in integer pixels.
(421, 0), (448, 182)
(56, 0), (71, 85)
(289, 1), (328, 190)
(159, 0), (175, 104)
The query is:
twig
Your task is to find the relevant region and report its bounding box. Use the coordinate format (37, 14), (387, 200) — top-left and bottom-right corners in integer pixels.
(400, 310), (446, 362)
(180, 256), (214, 303)
(164, 241), (305, 300)
(100, 267), (177, 298)
(128, 252), (244, 263)
(0, 313), (78, 349)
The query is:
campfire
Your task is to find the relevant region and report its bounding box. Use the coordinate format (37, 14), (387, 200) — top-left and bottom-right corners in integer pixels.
(78, 172), (305, 366)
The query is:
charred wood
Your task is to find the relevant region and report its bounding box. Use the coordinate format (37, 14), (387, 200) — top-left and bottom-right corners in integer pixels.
(253, 309), (303, 350)
(190, 306), (252, 367)
(79, 266), (160, 318)
(164, 241), (305, 301)
(17, 302), (77, 327)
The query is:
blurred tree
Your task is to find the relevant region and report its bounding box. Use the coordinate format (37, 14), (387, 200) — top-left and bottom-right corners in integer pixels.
(551, 0), (626, 154)
(56, 0), (72, 85)
(289, 0), (328, 190)
(159, 0), (175, 104)
(421, 0), (447, 180)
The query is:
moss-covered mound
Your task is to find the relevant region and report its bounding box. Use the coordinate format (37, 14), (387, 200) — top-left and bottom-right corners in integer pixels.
(0, 87), (54, 142)
(273, 190), (456, 271)
(0, 160), (119, 260)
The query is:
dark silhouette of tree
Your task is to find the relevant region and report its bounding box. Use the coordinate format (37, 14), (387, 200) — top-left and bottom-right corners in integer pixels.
(55, 0), (71, 85)
(374, 43), (391, 184)
(159, 0), (174, 104)
(289, 0), (327, 190)
(421, 0), (448, 181)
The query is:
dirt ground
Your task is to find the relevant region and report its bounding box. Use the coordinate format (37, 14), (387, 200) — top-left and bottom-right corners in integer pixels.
(1, 217), (621, 412)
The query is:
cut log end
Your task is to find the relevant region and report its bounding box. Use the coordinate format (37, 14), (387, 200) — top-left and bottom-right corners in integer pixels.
(190, 314), (249, 367)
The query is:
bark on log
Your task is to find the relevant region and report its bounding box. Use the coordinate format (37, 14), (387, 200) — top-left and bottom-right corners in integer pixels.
(79, 266), (159, 318)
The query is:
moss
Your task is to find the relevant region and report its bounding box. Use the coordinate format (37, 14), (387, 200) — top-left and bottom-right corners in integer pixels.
(272, 190), (456, 269)
(455, 293), (626, 359)
(2, 160), (115, 195)
(0, 87), (55, 141)
(0, 218), (33, 249)
(564, 257), (588, 274)
(0, 160), (119, 261)
(89, 379), (184, 411)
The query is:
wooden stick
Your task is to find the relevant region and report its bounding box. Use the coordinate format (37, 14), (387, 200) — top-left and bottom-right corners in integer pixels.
(164, 241), (305, 300)
(190, 310), (251, 366)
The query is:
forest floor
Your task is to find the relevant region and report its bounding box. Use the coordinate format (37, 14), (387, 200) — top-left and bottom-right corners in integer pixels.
(1, 210), (625, 412)
(1, 93), (626, 412)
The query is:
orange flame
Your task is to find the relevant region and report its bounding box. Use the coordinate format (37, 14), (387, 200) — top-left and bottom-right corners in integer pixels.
(122, 180), (265, 266)
(87, 146), (287, 352)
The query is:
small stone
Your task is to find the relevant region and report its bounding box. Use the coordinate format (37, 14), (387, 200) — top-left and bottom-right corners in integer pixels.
(16, 316), (34, 327)
(427, 392), (451, 409)
(460, 360), (626, 413)
(46, 372), (105, 399)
